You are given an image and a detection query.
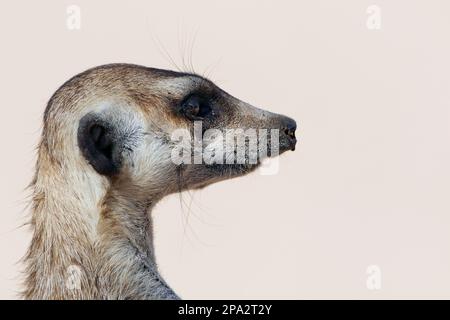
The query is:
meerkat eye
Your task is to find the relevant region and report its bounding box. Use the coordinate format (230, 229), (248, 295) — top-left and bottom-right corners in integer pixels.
(180, 95), (212, 120)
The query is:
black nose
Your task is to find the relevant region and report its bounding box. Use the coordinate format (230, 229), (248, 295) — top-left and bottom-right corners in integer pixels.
(281, 117), (297, 151)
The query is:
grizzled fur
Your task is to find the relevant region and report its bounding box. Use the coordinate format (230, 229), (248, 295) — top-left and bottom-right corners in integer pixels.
(23, 64), (296, 299)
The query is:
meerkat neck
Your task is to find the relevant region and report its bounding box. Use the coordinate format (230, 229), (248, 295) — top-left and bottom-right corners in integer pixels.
(24, 148), (177, 299)
(100, 192), (155, 256)
(24, 158), (102, 299)
(96, 191), (178, 299)
(93, 187), (178, 299)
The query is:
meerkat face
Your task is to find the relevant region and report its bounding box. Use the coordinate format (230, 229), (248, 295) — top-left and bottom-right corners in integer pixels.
(74, 65), (296, 199)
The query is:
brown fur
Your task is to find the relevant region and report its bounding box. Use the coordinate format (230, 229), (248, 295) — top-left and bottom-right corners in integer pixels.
(23, 64), (296, 299)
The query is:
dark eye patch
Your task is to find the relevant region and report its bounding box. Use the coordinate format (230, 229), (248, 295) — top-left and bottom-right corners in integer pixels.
(179, 94), (213, 120)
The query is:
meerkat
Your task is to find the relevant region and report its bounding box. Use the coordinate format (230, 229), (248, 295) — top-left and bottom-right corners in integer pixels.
(23, 63), (297, 299)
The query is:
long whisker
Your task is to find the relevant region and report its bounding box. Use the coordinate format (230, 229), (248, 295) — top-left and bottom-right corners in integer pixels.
(188, 26), (199, 74)
(151, 32), (182, 72)
(202, 57), (223, 83)
(177, 22), (188, 73)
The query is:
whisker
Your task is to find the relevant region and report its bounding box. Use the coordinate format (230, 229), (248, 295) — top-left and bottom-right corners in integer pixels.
(150, 32), (182, 72)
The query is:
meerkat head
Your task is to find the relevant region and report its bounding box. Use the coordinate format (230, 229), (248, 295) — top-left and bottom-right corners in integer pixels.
(44, 64), (296, 203)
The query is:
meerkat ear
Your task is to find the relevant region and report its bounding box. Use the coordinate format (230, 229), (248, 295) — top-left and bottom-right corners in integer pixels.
(77, 113), (122, 176)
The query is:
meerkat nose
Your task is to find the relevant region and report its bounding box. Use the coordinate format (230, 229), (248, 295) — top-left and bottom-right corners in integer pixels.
(281, 117), (297, 151)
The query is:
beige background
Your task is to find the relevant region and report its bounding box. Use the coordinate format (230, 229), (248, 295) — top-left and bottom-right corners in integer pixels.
(1, 0), (450, 299)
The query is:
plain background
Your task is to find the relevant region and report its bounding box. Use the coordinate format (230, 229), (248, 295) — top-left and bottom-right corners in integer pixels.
(1, 0), (450, 299)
